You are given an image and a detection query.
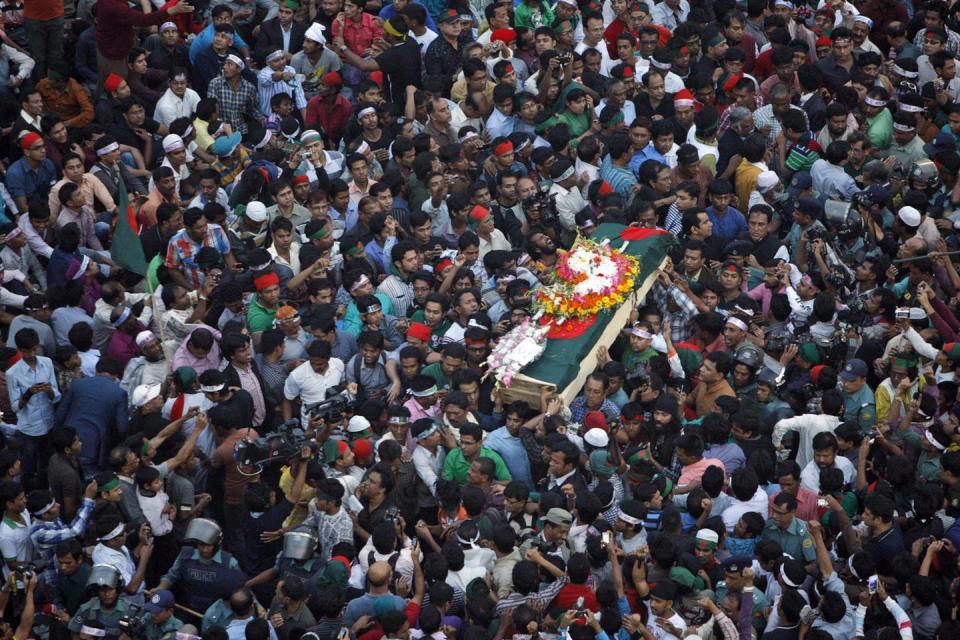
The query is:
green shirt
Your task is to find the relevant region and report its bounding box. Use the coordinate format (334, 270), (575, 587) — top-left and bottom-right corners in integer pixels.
(57, 563), (91, 614)
(761, 516), (816, 563)
(247, 294), (278, 333)
(422, 362), (451, 390)
(442, 446), (512, 486)
(145, 613), (184, 640)
(69, 597), (131, 636)
(867, 108), (892, 151)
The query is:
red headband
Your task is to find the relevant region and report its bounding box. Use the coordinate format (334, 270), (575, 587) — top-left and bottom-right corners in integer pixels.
(254, 272), (280, 291)
(292, 175), (310, 186)
(407, 321), (432, 342)
(598, 181), (614, 196)
(494, 141), (514, 155)
(469, 205), (490, 222)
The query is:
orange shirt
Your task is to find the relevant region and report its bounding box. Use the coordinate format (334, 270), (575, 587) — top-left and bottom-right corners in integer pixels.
(23, 0), (63, 20)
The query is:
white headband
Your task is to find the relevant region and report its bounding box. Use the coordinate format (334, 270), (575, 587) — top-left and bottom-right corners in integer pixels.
(893, 122), (916, 132)
(160, 21), (178, 32)
(674, 97), (695, 108)
(650, 59), (671, 70)
(864, 96), (887, 107)
(112, 307), (132, 328)
(899, 102), (924, 113)
(631, 328), (654, 339)
(414, 424), (439, 441)
(460, 131), (479, 143)
(555, 165), (576, 182)
(410, 385), (439, 398)
(356, 140), (371, 154)
(200, 383), (226, 393)
(97, 142), (119, 156)
(34, 498), (56, 515)
(892, 64), (918, 78)
(925, 429), (947, 452)
(350, 274), (371, 292)
(726, 317), (749, 331)
(618, 511), (642, 525)
(847, 555), (861, 580)
(99, 522), (125, 541)
(226, 53), (245, 70)
(780, 563), (802, 588)
(357, 107), (376, 119)
(81, 627), (108, 637)
(853, 15), (873, 27)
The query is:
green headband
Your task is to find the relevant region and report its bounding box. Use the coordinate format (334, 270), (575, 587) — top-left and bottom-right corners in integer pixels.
(309, 226), (329, 240)
(893, 356), (917, 369)
(603, 111), (625, 128)
(345, 242), (364, 257)
(99, 476), (119, 493)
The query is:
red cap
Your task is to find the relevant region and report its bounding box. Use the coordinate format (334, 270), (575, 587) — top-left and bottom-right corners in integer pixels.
(598, 181), (614, 196)
(254, 272), (280, 291)
(369, 71), (384, 87)
(674, 88), (695, 107)
(816, 36), (832, 47)
(491, 28), (517, 43)
(810, 364), (826, 385)
(435, 258), (454, 273)
(584, 411), (608, 432)
(291, 174), (310, 186)
(105, 73), (124, 93)
(352, 438), (373, 459)
(469, 205), (490, 223)
(494, 140), (514, 155)
(322, 70), (342, 86)
(407, 321), (432, 342)
(20, 132), (42, 151)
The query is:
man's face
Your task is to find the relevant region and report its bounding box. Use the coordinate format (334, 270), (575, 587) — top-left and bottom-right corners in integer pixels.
(653, 133), (674, 154)
(771, 92), (790, 118)
(778, 474), (799, 496)
(213, 31), (232, 50)
(683, 248), (704, 272)
(260, 284), (281, 307)
(188, 216), (208, 241)
(278, 5), (295, 25)
(535, 33), (555, 54)
(124, 103), (146, 127)
(814, 447), (836, 469)
(748, 211), (769, 241)
(630, 125), (651, 152)
(158, 174), (176, 196)
(548, 451), (571, 477)
(699, 359), (721, 383)
(350, 160), (369, 183)
(441, 19), (463, 39)
(26, 139), (46, 163)
(445, 403), (467, 426)
(584, 379), (605, 408)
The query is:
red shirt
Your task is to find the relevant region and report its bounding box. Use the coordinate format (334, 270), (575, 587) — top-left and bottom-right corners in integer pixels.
(603, 18), (629, 59)
(330, 13), (383, 57)
(23, 0), (62, 20)
(554, 583), (600, 612)
(305, 94), (354, 146)
(95, 0), (170, 59)
(753, 48), (774, 82)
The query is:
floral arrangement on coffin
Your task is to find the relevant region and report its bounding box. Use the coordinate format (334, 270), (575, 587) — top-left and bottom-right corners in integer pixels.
(486, 317), (550, 388)
(532, 236), (641, 321)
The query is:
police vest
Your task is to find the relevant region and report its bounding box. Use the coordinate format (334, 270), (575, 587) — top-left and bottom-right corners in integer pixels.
(277, 556), (323, 591)
(177, 548), (243, 613)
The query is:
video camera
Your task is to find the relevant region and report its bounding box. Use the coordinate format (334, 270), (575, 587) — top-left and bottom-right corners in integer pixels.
(522, 185), (559, 225)
(117, 605), (147, 638)
(233, 418), (319, 472)
(305, 387), (351, 423)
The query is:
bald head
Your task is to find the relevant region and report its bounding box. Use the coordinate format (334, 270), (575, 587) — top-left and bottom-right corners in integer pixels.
(368, 561), (392, 588)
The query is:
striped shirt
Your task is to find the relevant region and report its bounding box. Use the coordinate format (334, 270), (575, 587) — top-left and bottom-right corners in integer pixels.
(599, 155), (638, 200)
(30, 497), (95, 586)
(256, 65), (308, 114)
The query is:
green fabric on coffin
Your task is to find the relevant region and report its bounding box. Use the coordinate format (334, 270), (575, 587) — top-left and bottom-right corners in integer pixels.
(509, 223), (678, 403)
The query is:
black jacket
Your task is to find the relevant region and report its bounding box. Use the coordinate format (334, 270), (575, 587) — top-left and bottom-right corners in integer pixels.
(254, 18), (306, 65)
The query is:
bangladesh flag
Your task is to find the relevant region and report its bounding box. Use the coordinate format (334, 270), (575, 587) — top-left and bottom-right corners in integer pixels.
(514, 223), (677, 399)
(111, 173), (148, 277)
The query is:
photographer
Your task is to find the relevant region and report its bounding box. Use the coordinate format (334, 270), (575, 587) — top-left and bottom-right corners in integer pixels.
(0, 570), (37, 640)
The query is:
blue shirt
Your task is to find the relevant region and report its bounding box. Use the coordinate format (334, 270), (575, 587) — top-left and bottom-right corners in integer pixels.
(379, 2), (439, 32)
(484, 426), (533, 488)
(188, 24), (251, 65)
(5, 157), (57, 202)
(706, 205), (747, 242)
(600, 155), (637, 200)
(6, 355), (61, 436)
(630, 144), (665, 176)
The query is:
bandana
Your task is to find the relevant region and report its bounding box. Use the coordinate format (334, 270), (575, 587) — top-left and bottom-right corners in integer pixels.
(494, 141), (514, 155)
(383, 18), (406, 39)
(722, 73), (744, 92)
(96, 141), (119, 156)
(104, 73), (124, 93)
(99, 522), (125, 541)
(361, 303), (381, 314)
(301, 129), (322, 145)
(893, 356), (918, 369)
(695, 529), (719, 550)
(81, 627), (108, 638)
(411, 384), (438, 397)
(864, 96), (887, 107)
(254, 272), (280, 291)
(726, 317), (748, 331)
(892, 64), (918, 78)
(4, 227), (22, 243)
(160, 21), (178, 32)
(266, 50), (286, 63)
(603, 111), (625, 128)
(414, 423), (439, 441)
(674, 89), (696, 108)
(112, 307), (132, 328)
(631, 326), (654, 339)
(773, 0), (793, 7)
(350, 274), (371, 292)
(357, 106), (377, 119)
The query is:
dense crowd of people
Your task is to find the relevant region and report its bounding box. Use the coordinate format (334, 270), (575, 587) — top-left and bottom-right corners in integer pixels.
(5, 0), (960, 639)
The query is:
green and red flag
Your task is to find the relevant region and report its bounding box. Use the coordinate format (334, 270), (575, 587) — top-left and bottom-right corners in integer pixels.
(110, 173), (148, 277)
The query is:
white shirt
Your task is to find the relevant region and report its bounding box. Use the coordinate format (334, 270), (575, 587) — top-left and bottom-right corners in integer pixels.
(576, 39), (615, 76)
(412, 444), (445, 496)
(283, 358), (346, 423)
(800, 457), (856, 492)
(595, 99), (636, 124)
(92, 543), (141, 595)
(650, 0), (689, 30)
(549, 181), (589, 231)
(0, 511), (31, 580)
(411, 29), (438, 55)
(154, 88), (202, 126)
(478, 229), (511, 261)
(721, 487), (769, 532)
(646, 609), (687, 640)
(771, 414), (841, 471)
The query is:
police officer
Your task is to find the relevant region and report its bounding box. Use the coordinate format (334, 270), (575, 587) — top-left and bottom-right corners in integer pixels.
(68, 565), (133, 640)
(839, 358), (877, 432)
(154, 518), (245, 615)
(142, 590), (183, 640)
(246, 528), (323, 603)
(730, 345), (763, 403)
